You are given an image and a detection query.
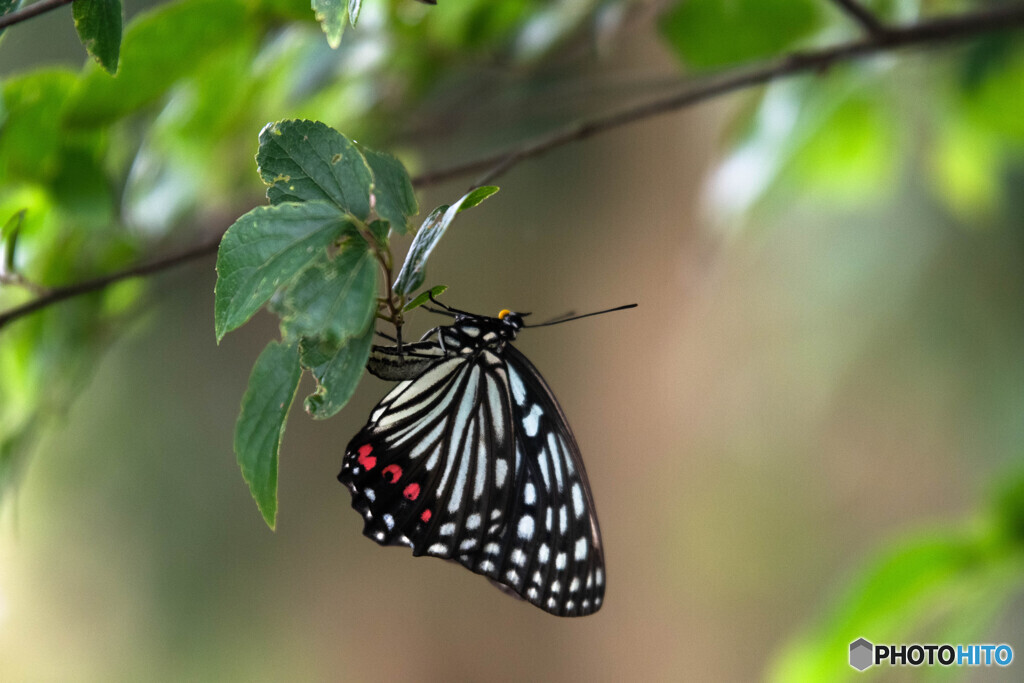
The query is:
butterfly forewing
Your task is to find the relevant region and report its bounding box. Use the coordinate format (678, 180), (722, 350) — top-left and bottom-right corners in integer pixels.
(339, 316), (606, 617)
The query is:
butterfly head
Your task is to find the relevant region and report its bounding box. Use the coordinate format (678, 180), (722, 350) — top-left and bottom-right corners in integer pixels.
(498, 309), (526, 339)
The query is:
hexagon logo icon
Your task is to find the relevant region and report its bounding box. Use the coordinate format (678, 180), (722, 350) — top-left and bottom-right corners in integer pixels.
(849, 638), (874, 671)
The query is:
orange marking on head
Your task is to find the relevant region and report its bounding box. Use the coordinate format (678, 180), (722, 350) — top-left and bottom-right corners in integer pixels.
(498, 309), (512, 320)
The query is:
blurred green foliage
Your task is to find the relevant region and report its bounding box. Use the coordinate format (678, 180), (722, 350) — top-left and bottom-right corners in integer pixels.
(1, 0), (1023, 676)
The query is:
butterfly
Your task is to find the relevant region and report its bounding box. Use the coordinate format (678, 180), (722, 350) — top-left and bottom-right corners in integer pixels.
(338, 297), (635, 617)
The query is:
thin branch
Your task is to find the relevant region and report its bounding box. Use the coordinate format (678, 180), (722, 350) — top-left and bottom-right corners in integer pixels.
(4, 3), (1024, 331)
(828, 0), (889, 37)
(0, 236), (221, 330)
(0, 0), (74, 31)
(415, 2), (1024, 188)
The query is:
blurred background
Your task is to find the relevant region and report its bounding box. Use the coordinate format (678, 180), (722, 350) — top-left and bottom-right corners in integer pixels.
(1, 0), (1024, 680)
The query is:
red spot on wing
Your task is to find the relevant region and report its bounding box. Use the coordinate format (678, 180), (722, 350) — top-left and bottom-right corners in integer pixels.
(357, 444), (376, 470)
(403, 483), (420, 500)
(382, 464), (402, 483)
(421, 509), (432, 523)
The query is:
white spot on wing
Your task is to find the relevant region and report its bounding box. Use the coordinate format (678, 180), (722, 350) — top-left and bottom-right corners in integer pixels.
(440, 523), (455, 536)
(556, 552), (567, 570)
(428, 543), (448, 555)
(517, 516), (535, 540)
(495, 459), (508, 487)
(485, 375), (506, 443)
(466, 513), (481, 530)
(484, 542), (501, 555)
(479, 560), (495, 572)
(570, 577), (580, 592)
(447, 418), (476, 512)
(523, 404), (543, 437)
(383, 514), (394, 530)
(574, 537), (588, 560)
(508, 364), (528, 406)
(537, 446), (550, 487)
(524, 483), (536, 505)
(548, 432), (564, 491)
(538, 544), (550, 563)
(559, 505), (568, 533)
(572, 483), (584, 518)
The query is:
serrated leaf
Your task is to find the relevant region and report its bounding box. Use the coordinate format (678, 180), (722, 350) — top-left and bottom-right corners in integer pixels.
(312, 0), (346, 48)
(393, 186), (498, 296)
(357, 143), (418, 234)
(234, 339), (301, 530)
(257, 120), (373, 219)
(215, 201), (350, 341)
(660, 0), (822, 69)
(403, 285), (448, 312)
(348, 0), (362, 27)
(73, 0), (123, 74)
(64, 0), (247, 126)
(300, 324), (374, 419)
(280, 241), (379, 344)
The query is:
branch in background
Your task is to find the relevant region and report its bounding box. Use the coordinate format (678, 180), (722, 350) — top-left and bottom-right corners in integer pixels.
(416, 2), (1024, 188)
(0, 0), (74, 31)
(4, 3), (1024, 331)
(827, 0), (889, 37)
(0, 236), (222, 330)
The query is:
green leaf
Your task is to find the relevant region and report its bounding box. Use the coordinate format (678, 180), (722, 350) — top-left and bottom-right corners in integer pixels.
(234, 339), (302, 530)
(72, 0), (123, 74)
(312, 0), (346, 49)
(660, 0), (822, 69)
(280, 241), (379, 344)
(300, 324), (374, 419)
(357, 143), (418, 234)
(257, 120), (373, 219)
(214, 201), (351, 341)
(1, 209), (25, 274)
(367, 219), (389, 247)
(64, 0), (248, 126)
(0, 69), (78, 181)
(348, 0), (362, 27)
(393, 186), (499, 296)
(769, 530), (1021, 682)
(403, 285), (448, 312)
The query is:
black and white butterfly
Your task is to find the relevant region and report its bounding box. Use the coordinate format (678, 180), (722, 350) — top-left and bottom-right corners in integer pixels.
(338, 299), (634, 617)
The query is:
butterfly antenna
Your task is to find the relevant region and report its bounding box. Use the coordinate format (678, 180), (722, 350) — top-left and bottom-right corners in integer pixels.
(524, 303), (637, 328)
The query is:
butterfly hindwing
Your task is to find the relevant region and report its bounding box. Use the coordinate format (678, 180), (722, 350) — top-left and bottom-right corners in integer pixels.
(501, 345), (605, 616)
(339, 316), (606, 617)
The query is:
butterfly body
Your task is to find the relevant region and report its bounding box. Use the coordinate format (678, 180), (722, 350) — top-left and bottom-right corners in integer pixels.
(339, 308), (606, 617)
